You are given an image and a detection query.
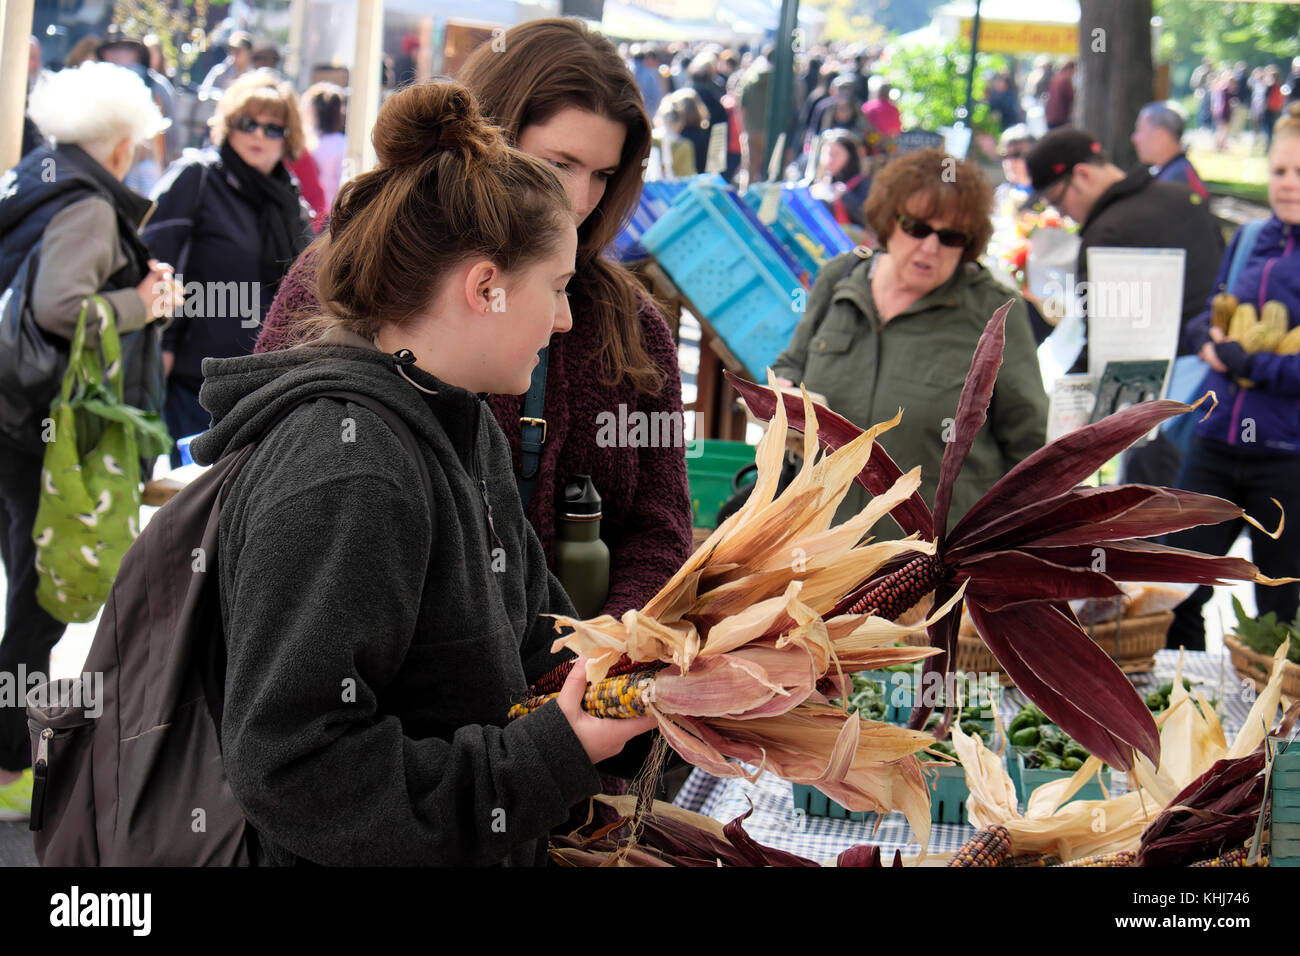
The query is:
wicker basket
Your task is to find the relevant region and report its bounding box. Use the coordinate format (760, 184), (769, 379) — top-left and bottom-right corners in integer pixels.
(898, 613), (1014, 685)
(1082, 611), (1173, 674)
(1224, 634), (1300, 703)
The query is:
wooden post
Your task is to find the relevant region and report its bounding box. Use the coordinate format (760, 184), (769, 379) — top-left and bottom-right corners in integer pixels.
(0, 0), (35, 173)
(1078, 0), (1153, 171)
(346, 0), (384, 177)
(286, 0), (309, 90)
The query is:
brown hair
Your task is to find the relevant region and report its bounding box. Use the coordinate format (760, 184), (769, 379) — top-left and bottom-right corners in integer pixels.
(300, 82), (571, 343)
(211, 69), (307, 161)
(458, 17), (662, 395)
(657, 88), (708, 132)
(864, 148), (994, 263)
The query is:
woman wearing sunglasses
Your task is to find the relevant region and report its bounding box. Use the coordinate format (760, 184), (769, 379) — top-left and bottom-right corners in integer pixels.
(143, 70), (313, 463)
(773, 148), (1047, 534)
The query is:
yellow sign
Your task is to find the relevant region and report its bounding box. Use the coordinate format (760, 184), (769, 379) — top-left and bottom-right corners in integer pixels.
(960, 19), (1078, 55)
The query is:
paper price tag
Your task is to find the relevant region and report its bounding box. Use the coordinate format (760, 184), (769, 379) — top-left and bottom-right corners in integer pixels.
(705, 122), (728, 174)
(757, 183), (782, 225)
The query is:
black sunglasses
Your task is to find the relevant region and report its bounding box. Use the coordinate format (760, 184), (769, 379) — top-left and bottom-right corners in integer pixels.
(896, 213), (970, 249)
(235, 115), (287, 140)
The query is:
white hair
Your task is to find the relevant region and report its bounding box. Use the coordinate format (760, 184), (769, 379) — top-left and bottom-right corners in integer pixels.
(27, 61), (167, 152)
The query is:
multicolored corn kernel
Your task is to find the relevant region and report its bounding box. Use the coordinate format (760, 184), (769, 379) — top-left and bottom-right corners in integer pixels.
(948, 825), (1012, 867)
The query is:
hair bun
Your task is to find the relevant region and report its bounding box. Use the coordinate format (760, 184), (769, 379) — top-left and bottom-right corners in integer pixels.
(370, 81), (498, 168)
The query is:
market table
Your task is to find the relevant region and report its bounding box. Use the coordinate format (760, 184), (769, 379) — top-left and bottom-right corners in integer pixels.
(672, 649), (1263, 861)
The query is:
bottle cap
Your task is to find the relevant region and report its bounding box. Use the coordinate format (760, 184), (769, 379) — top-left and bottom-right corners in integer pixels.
(563, 474), (602, 519)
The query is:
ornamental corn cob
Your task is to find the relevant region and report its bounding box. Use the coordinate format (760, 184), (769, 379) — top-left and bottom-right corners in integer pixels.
(1228, 303), (1258, 341)
(1190, 846), (1266, 867)
(1277, 326), (1300, 355)
(1057, 850), (1137, 867)
(947, 825), (1012, 867)
(530, 654), (657, 696)
(847, 554), (945, 621)
(1211, 293), (1238, 333)
(507, 671), (657, 720)
(1243, 324), (1284, 354)
(1261, 300), (1289, 336)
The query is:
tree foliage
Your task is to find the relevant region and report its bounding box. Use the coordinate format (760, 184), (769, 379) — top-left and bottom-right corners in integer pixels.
(1154, 0), (1300, 91)
(878, 38), (1011, 135)
(113, 0), (211, 81)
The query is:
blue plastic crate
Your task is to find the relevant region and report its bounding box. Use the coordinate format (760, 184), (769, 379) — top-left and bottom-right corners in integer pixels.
(641, 178), (807, 380)
(741, 190), (817, 279)
(612, 179), (695, 261)
(781, 184), (855, 258)
(741, 184), (854, 279)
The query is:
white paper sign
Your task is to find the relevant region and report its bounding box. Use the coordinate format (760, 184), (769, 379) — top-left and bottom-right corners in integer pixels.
(1084, 247), (1185, 387)
(1046, 374), (1098, 443)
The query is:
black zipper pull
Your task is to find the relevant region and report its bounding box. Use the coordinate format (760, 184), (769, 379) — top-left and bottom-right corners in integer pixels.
(29, 728), (51, 832)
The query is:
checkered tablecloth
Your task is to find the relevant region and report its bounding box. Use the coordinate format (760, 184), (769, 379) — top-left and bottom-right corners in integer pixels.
(671, 649), (1267, 862)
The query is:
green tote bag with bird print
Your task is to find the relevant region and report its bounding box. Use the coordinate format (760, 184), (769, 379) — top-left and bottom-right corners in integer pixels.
(33, 296), (172, 623)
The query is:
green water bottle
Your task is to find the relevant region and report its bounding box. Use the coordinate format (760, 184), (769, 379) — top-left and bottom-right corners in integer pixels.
(555, 474), (610, 619)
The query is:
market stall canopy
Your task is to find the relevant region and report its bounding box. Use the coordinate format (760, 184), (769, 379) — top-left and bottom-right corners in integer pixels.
(934, 0), (1080, 56)
(594, 0), (824, 42)
(594, 0), (733, 42)
(714, 0), (828, 39)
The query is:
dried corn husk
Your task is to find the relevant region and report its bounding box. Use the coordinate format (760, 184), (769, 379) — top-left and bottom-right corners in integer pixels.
(549, 378), (939, 845)
(954, 641), (1294, 863)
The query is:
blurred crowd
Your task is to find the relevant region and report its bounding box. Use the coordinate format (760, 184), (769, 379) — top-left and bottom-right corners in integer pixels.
(1, 16), (1297, 833)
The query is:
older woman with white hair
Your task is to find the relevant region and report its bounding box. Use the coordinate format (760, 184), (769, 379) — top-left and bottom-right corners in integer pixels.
(0, 61), (183, 818)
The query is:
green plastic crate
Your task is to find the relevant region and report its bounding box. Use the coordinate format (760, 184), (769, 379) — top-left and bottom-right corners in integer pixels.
(1013, 750), (1111, 805)
(686, 439), (755, 528)
(1271, 738), (1300, 866)
(793, 762), (976, 826)
(927, 762), (971, 825)
(1275, 789), (1300, 825)
(791, 783), (870, 822)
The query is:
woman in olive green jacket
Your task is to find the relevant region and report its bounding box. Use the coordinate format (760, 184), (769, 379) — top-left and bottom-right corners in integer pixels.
(773, 149), (1048, 534)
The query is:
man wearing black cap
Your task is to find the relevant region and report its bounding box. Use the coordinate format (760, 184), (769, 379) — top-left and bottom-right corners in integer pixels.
(1024, 126), (1224, 485)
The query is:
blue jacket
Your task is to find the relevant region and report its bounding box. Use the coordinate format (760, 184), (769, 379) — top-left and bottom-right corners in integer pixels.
(1153, 153), (1208, 200)
(1181, 217), (1300, 455)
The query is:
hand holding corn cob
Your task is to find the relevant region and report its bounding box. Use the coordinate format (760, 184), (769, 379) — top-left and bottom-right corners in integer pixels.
(553, 656), (657, 765)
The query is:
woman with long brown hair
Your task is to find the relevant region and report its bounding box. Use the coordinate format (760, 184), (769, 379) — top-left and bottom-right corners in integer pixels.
(192, 81), (652, 865)
(257, 18), (692, 619)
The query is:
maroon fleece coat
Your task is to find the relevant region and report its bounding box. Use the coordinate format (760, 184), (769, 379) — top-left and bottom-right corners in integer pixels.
(255, 248), (694, 618)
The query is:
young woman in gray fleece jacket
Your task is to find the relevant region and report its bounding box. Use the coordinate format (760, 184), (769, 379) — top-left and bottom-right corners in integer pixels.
(187, 82), (653, 866)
